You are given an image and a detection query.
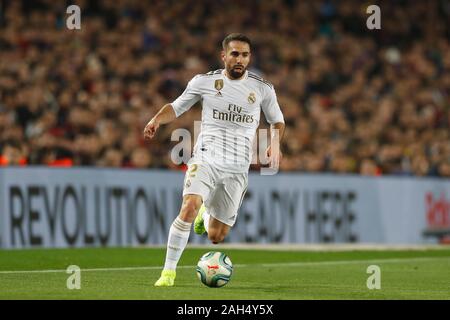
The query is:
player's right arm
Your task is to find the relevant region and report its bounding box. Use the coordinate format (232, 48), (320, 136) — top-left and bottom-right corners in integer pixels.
(143, 75), (202, 140)
(143, 104), (176, 140)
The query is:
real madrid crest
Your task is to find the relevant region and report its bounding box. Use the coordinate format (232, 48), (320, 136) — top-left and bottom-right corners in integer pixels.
(248, 92), (256, 104)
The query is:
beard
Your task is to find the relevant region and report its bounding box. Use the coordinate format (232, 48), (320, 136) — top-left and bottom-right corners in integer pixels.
(227, 65), (246, 79)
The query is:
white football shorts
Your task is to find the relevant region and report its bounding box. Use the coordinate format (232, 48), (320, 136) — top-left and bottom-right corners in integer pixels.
(182, 159), (248, 226)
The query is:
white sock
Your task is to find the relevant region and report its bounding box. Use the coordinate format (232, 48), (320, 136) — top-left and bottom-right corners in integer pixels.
(163, 217), (192, 271)
(203, 210), (210, 234)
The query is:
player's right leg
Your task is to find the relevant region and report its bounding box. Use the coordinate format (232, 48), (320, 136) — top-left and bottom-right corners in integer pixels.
(154, 194), (202, 287)
(155, 161), (214, 286)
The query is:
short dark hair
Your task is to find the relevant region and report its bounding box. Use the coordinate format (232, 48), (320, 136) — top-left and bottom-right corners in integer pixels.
(222, 33), (251, 51)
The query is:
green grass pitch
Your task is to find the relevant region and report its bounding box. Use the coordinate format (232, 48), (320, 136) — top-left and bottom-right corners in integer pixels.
(0, 246), (449, 299)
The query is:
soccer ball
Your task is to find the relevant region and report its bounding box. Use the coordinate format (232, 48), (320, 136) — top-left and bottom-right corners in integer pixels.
(196, 251), (233, 288)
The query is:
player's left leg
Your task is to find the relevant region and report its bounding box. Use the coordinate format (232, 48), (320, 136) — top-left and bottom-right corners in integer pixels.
(202, 171), (248, 244)
(194, 204), (230, 243)
(194, 204), (207, 235)
(207, 217), (231, 244)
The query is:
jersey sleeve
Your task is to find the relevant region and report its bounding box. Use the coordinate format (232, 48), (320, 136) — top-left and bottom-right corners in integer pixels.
(171, 75), (202, 117)
(261, 86), (285, 124)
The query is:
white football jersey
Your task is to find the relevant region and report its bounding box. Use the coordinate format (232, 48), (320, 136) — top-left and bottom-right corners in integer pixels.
(171, 69), (284, 173)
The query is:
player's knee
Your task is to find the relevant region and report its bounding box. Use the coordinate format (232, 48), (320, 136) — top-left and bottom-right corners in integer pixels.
(208, 232), (225, 244)
(180, 196), (202, 219)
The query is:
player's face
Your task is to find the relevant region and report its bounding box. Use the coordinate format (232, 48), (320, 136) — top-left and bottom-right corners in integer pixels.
(222, 41), (251, 79)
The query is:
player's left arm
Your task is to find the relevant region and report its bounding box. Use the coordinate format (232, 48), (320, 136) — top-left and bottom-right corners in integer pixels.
(267, 121), (285, 168)
(261, 85), (285, 169)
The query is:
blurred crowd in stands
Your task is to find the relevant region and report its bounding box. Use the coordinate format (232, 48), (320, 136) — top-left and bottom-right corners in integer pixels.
(0, 0), (449, 177)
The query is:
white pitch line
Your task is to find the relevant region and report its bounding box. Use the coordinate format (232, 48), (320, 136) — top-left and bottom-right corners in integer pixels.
(0, 256), (448, 275)
(257, 256), (450, 268)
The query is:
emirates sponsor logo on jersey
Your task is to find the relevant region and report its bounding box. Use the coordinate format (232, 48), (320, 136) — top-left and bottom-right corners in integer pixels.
(212, 109), (254, 123)
(212, 103), (254, 124)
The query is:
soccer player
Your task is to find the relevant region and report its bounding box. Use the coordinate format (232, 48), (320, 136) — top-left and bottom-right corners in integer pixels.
(143, 33), (285, 286)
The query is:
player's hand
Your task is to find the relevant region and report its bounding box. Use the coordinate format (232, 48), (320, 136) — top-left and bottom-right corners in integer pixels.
(143, 118), (160, 140)
(266, 145), (283, 169)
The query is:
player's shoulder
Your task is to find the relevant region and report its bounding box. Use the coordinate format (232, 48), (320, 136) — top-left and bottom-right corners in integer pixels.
(247, 71), (274, 90)
(197, 69), (224, 78)
(189, 69), (223, 86)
